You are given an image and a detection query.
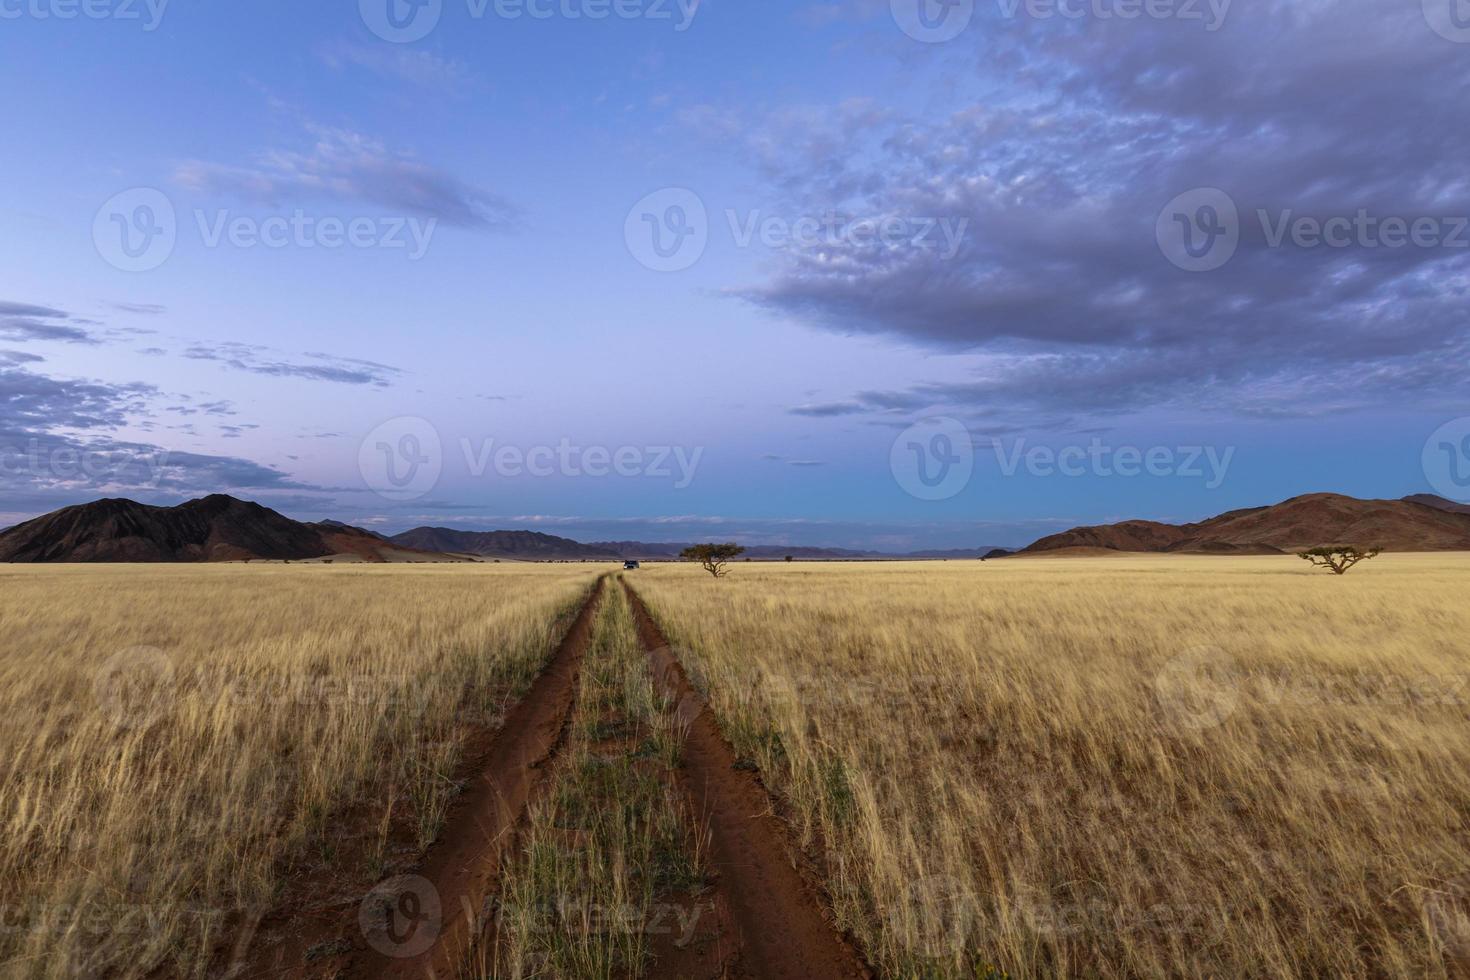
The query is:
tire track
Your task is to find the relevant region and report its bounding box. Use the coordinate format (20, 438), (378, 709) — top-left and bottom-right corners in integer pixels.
(232, 575), (605, 979)
(622, 580), (871, 980)
(362, 575), (606, 979)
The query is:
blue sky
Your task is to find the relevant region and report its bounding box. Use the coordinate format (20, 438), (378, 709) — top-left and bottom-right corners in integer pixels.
(2, 0), (1468, 549)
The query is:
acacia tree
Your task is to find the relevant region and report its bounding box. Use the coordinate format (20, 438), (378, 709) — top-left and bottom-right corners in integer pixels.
(1297, 545), (1382, 575)
(680, 543), (745, 578)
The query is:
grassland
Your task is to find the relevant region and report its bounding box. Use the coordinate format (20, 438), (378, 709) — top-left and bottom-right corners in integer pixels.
(631, 554), (1470, 979)
(0, 563), (600, 980)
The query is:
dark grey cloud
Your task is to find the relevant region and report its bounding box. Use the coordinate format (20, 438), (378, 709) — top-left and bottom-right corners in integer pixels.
(0, 302), (68, 318)
(0, 363), (325, 514)
(175, 126), (518, 230)
(0, 300), (96, 345)
(715, 2), (1470, 424)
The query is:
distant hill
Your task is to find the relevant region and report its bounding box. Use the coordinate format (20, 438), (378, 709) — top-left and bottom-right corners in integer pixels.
(1020, 493), (1470, 556)
(0, 496), (453, 563)
(390, 527), (620, 560)
(1404, 493), (1470, 515)
(589, 541), (1005, 560)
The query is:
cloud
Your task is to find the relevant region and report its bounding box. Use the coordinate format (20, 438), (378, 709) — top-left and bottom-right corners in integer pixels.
(182, 341), (404, 388)
(175, 126), (518, 230)
(0, 300), (96, 345)
(788, 401), (867, 417)
(108, 302), (168, 315)
(317, 40), (474, 90)
(0, 362), (326, 513)
(707, 2), (1470, 424)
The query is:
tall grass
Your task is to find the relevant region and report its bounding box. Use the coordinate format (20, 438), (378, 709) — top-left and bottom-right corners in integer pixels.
(0, 563), (599, 980)
(633, 554), (1470, 978)
(483, 578), (706, 979)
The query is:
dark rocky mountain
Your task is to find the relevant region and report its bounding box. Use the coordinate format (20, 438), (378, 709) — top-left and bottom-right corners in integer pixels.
(0, 496), (449, 563)
(0, 495), (334, 563)
(1020, 493), (1470, 556)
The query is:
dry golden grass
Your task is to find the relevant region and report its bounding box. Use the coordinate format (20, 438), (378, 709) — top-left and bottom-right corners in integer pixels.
(0, 563), (600, 980)
(631, 554), (1470, 979)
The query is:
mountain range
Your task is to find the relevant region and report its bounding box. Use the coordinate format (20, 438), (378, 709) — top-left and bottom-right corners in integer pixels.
(1019, 492), (1470, 556)
(1, 492), (1467, 563)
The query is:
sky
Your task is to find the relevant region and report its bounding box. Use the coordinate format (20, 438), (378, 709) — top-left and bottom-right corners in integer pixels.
(2, 0), (1469, 550)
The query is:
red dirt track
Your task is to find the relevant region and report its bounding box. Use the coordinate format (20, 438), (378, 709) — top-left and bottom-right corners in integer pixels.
(622, 579), (871, 980)
(231, 576), (604, 979)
